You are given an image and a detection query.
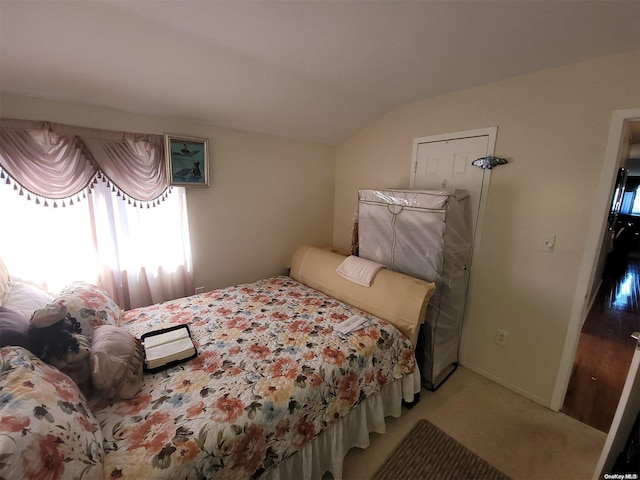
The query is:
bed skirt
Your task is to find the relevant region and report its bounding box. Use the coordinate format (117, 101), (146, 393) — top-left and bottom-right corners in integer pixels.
(264, 368), (422, 480)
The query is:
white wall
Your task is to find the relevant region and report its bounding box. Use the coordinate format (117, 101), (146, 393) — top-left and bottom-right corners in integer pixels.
(3, 52), (638, 408)
(333, 52), (640, 406)
(0, 94), (336, 291)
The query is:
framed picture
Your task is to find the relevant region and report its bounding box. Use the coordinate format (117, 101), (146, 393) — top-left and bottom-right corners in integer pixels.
(164, 134), (209, 187)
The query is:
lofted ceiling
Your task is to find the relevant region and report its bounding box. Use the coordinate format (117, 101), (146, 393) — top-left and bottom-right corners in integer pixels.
(0, 1), (638, 145)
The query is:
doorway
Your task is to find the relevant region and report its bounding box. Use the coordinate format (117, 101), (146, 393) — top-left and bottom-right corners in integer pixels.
(561, 235), (639, 431)
(553, 110), (640, 430)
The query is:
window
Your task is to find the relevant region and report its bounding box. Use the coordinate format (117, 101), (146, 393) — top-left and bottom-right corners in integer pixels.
(620, 181), (640, 216)
(0, 182), (97, 293)
(0, 180), (192, 308)
(632, 185), (640, 215)
(0, 120), (194, 309)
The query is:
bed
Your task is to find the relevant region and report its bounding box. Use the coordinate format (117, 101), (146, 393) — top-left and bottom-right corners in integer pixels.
(0, 246), (435, 479)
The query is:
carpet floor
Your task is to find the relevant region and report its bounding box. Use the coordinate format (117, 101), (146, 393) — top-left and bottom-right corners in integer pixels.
(341, 367), (605, 480)
(373, 419), (510, 480)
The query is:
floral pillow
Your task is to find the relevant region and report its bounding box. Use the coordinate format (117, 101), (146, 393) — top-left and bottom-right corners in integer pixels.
(0, 346), (104, 480)
(55, 282), (122, 338)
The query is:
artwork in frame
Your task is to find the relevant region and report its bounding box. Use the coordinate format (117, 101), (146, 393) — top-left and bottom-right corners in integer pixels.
(164, 134), (209, 187)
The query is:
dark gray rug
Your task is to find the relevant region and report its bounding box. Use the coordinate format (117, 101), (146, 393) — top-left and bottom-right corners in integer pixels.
(373, 419), (511, 480)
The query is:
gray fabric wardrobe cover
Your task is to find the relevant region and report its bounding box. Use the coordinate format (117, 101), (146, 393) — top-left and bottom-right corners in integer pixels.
(357, 189), (472, 389)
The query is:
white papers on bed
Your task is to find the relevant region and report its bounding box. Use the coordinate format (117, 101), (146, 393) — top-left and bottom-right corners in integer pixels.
(336, 255), (385, 287)
(143, 328), (196, 369)
(335, 315), (368, 334)
(143, 327), (189, 349)
(145, 338), (194, 363)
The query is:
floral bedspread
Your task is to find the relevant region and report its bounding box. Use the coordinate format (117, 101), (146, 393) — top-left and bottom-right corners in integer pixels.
(90, 276), (416, 479)
(0, 346), (104, 480)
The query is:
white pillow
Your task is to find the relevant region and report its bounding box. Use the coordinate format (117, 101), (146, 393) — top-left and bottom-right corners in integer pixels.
(91, 325), (144, 400)
(3, 281), (54, 320)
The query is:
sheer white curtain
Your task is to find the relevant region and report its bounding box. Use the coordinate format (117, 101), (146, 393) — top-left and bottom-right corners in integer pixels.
(0, 180), (193, 309)
(90, 181), (193, 309)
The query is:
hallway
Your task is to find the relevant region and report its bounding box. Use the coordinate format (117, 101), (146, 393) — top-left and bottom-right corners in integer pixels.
(562, 249), (640, 432)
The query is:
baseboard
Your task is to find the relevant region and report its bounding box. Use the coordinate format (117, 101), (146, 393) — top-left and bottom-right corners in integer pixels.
(460, 362), (551, 409)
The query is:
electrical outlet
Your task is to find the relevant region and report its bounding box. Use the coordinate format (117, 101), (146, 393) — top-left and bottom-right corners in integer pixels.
(195, 286), (205, 294)
(495, 329), (508, 346)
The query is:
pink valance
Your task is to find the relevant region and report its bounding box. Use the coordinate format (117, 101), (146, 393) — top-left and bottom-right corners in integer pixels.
(0, 119), (168, 206)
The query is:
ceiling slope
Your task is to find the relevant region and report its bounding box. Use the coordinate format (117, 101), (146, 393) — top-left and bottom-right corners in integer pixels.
(1, 1), (638, 144)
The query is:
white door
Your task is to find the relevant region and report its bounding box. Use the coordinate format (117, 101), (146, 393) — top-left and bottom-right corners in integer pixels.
(410, 128), (496, 246)
(594, 333), (640, 478)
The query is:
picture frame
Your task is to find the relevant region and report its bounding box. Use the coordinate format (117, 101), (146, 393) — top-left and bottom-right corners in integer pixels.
(164, 134), (210, 187)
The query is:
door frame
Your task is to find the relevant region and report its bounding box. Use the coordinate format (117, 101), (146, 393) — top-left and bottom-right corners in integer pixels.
(410, 126), (498, 266)
(551, 108), (640, 412)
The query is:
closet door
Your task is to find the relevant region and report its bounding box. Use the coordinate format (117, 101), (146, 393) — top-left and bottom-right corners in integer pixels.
(411, 130), (494, 246)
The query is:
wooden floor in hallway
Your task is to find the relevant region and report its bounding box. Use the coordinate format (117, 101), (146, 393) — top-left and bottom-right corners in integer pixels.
(562, 252), (640, 432)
